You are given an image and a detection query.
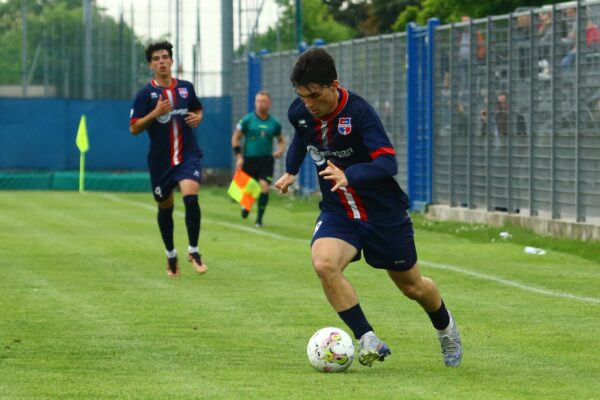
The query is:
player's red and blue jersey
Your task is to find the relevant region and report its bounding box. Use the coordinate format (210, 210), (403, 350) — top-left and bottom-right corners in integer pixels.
(130, 78), (203, 173)
(286, 87), (409, 221)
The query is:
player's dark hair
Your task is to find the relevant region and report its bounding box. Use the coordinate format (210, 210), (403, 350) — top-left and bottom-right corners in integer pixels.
(145, 41), (173, 63)
(290, 48), (337, 87)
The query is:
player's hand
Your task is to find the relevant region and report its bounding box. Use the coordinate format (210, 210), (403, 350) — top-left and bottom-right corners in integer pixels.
(153, 94), (172, 117)
(235, 155), (244, 170)
(185, 112), (201, 128)
(272, 149), (284, 159)
(274, 173), (295, 194)
(318, 160), (348, 192)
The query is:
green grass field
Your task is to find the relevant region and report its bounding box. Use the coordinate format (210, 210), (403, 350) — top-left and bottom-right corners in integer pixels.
(1, 189), (599, 400)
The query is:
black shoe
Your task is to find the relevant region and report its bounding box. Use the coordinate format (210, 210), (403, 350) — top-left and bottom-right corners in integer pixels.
(241, 209), (249, 219)
(187, 252), (208, 274)
(166, 257), (180, 277)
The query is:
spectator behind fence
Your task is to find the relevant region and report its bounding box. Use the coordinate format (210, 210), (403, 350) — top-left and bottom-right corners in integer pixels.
(457, 16), (471, 95)
(537, 10), (553, 47)
(557, 7), (600, 71)
(560, 8), (577, 70)
(537, 11), (553, 80)
(515, 14), (531, 78)
(457, 16), (485, 99)
(480, 92), (527, 136)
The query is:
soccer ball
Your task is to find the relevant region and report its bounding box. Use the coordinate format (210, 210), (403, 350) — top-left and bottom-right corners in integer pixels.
(306, 327), (355, 372)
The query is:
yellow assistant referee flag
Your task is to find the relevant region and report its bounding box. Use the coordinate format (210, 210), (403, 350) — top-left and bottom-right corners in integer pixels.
(76, 115), (89, 153)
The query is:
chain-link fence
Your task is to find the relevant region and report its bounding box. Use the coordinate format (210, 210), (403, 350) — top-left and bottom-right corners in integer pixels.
(0, 2), (148, 99)
(433, 1), (600, 223)
(233, 35), (409, 190)
(232, 0), (600, 224)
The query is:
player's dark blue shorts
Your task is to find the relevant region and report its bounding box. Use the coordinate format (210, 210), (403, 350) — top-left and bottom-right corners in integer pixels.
(242, 155), (275, 184)
(311, 211), (417, 271)
(149, 156), (203, 202)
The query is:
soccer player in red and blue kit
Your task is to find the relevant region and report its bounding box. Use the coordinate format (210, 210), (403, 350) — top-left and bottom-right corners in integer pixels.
(130, 41), (207, 278)
(275, 48), (462, 367)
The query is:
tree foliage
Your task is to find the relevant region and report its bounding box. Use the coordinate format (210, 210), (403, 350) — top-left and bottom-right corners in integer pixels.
(392, 0), (559, 32)
(242, 0), (563, 53)
(240, 0), (357, 54)
(0, 0), (147, 98)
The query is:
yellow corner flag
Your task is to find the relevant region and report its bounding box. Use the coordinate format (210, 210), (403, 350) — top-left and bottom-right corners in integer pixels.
(76, 115), (89, 153)
(76, 115), (89, 192)
(227, 170), (261, 211)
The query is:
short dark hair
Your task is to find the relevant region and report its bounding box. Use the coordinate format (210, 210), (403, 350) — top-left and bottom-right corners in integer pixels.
(289, 48), (337, 87)
(145, 41), (173, 63)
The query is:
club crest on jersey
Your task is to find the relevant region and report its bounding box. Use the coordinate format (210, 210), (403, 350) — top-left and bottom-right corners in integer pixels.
(338, 117), (352, 135)
(178, 87), (188, 98)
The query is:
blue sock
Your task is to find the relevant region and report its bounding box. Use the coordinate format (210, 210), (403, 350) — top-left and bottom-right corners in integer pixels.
(183, 195), (201, 249)
(157, 206), (174, 252)
(337, 303), (374, 339)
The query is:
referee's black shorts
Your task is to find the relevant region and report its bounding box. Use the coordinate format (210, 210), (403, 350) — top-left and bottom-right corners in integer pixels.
(242, 155), (275, 183)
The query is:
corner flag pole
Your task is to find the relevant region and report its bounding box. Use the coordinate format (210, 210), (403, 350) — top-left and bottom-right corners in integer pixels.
(75, 115), (90, 192)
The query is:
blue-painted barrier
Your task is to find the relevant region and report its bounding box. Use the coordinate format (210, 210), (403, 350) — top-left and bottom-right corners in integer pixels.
(0, 96), (232, 171)
(406, 19), (439, 211)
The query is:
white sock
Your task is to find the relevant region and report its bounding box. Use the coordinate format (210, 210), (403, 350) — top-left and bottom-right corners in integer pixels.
(188, 246), (199, 254)
(165, 249), (177, 258)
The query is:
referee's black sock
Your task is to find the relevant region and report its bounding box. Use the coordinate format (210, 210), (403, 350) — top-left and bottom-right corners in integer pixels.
(427, 300), (451, 330)
(157, 206), (175, 252)
(337, 303), (374, 339)
(183, 195), (201, 248)
(256, 192), (269, 224)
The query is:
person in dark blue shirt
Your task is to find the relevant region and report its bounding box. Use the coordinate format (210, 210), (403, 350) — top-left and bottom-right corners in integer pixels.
(130, 41), (207, 278)
(275, 48), (462, 368)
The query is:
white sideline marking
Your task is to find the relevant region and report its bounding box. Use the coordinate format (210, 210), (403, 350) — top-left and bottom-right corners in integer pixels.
(100, 193), (600, 305)
(100, 193), (307, 243)
(421, 261), (600, 305)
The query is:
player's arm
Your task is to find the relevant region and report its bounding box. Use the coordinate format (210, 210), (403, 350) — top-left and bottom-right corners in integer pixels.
(273, 132), (285, 159)
(276, 127), (305, 194)
(184, 85), (204, 129)
(130, 94), (172, 135)
(184, 108), (203, 128)
(231, 126), (244, 170)
(343, 105), (397, 186)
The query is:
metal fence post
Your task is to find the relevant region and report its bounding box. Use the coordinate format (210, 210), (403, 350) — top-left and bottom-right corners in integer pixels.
(427, 19), (440, 205)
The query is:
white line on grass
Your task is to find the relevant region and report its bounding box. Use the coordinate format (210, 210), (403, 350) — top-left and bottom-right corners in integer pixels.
(100, 193), (600, 305)
(100, 193), (307, 243)
(420, 261), (600, 304)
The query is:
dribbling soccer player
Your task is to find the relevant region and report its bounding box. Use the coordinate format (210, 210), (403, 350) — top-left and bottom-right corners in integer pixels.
(275, 48), (462, 367)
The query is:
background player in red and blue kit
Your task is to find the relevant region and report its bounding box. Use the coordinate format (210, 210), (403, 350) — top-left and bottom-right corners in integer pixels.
(130, 41), (207, 278)
(275, 48), (462, 368)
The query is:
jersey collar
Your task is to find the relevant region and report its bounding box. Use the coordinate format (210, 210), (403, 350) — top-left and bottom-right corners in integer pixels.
(315, 87), (349, 122)
(150, 78), (178, 90)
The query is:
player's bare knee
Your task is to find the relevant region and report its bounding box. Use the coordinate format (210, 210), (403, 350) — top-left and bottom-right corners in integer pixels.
(311, 256), (339, 279)
(399, 282), (424, 300)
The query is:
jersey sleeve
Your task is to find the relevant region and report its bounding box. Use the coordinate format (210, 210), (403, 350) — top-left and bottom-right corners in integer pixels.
(344, 101), (397, 186)
(129, 88), (151, 126)
(236, 114), (249, 133)
(285, 131), (306, 175)
(285, 109), (306, 175)
(188, 84), (203, 111)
